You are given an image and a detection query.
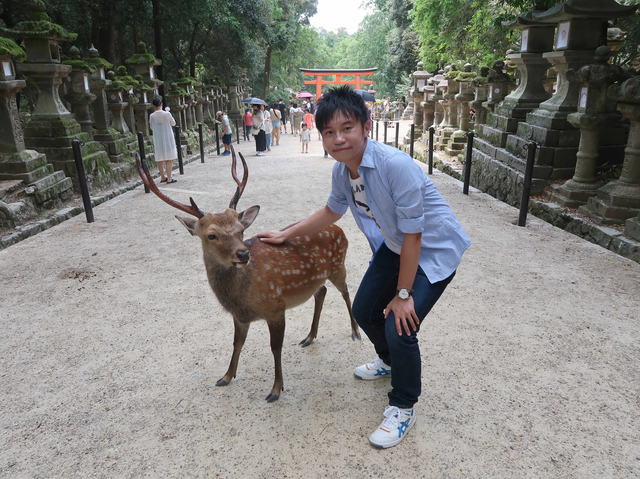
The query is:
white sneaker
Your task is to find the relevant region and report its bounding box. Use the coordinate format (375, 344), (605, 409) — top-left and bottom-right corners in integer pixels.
(369, 406), (416, 448)
(353, 357), (391, 380)
(256, 152), (265, 156)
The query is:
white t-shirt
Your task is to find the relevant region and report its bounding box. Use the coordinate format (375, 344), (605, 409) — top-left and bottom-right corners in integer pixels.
(348, 174), (402, 253)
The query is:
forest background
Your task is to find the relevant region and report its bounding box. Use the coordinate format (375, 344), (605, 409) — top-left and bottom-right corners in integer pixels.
(1, 0), (640, 103)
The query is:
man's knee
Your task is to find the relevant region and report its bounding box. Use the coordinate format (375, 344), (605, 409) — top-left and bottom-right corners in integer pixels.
(384, 315), (418, 350)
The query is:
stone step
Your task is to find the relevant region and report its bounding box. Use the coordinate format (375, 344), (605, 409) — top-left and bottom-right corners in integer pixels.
(0, 179), (24, 199)
(477, 125), (509, 148)
(0, 150), (48, 174)
(30, 170), (68, 192)
(32, 177), (73, 205)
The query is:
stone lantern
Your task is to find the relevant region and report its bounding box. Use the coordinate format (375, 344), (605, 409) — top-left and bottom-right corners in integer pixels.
(431, 70), (445, 128)
(194, 80), (205, 124)
(420, 78), (436, 137)
(125, 41), (163, 95)
(579, 71), (640, 225)
(411, 61), (432, 138)
(482, 61), (512, 114)
(85, 45), (112, 134)
(469, 67), (490, 126)
(114, 65), (139, 135)
(443, 64), (460, 136)
(62, 46), (96, 140)
(176, 70), (196, 129)
(228, 82), (241, 121)
(448, 64), (477, 155)
(105, 70), (131, 136)
(551, 46), (627, 208)
(165, 82), (186, 131)
(526, 0), (636, 135)
(133, 74), (153, 136)
(0, 0), (112, 189)
(0, 36), (73, 207)
(499, 5), (555, 134)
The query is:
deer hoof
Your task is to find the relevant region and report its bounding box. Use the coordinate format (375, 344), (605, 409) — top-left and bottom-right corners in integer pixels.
(352, 331), (362, 341)
(216, 378), (230, 387)
(265, 393), (280, 403)
(299, 338), (313, 348)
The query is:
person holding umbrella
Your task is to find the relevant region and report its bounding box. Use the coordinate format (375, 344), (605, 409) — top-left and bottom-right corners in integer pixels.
(251, 103), (267, 156)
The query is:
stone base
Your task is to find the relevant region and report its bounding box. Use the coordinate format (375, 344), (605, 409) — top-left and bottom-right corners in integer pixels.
(0, 149), (74, 209)
(550, 180), (600, 209)
(579, 180), (640, 224)
(626, 216), (640, 242)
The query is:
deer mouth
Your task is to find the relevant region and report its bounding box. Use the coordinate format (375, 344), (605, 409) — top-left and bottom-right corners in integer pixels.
(232, 260), (250, 268)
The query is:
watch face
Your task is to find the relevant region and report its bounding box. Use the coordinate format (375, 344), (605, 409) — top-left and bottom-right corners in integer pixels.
(398, 289), (410, 300)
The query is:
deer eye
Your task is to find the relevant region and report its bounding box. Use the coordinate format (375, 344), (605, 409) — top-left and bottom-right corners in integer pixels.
(207, 234), (217, 241)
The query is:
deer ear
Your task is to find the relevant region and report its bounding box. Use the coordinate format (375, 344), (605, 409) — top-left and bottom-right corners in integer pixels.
(176, 215), (198, 236)
(238, 205), (260, 229)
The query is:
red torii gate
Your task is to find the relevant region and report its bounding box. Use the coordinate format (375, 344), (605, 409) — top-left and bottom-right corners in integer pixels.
(300, 68), (377, 99)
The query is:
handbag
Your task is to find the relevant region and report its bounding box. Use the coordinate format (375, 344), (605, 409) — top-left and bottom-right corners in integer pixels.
(250, 125), (260, 135)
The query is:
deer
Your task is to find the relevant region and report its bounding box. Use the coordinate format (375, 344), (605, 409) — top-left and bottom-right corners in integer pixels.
(135, 146), (361, 402)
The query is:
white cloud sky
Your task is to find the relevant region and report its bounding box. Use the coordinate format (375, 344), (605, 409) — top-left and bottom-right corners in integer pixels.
(309, 0), (375, 34)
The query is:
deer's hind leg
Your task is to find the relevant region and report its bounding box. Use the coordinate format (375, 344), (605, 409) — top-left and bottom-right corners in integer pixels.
(329, 266), (362, 341)
(216, 318), (250, 387)
(299, 285), (327, 348)
(266, 314), (286, 403)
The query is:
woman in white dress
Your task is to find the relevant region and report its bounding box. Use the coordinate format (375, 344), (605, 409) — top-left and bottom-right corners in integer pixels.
(149, 98), (178, 183)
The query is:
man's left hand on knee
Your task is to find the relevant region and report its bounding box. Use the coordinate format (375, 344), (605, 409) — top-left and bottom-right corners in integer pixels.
(384, 296), (420, 336)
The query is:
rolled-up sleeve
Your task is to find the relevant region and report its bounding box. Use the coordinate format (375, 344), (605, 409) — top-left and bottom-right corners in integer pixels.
(327, 164), (349, 215)
(389, 157), (426, 234)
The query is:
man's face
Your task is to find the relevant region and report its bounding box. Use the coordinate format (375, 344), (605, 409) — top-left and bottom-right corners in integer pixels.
(320, 112), (371, 166)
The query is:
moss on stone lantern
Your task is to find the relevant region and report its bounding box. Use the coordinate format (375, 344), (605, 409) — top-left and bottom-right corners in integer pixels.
(125, 41), (162, 91)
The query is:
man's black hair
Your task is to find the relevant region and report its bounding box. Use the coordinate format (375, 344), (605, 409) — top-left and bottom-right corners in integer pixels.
(278, 98), (283, 102)
(152, 97), (162, 107)
(315, 85), (368, 132)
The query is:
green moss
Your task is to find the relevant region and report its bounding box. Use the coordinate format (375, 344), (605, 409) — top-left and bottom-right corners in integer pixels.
(106, 80), (128, 91)
(0, 37), (26, 62)
(86, 57), (113, 69)
(454, 71), (478, 82)
(125, 52), (161, 65)
(444, 71), (460, 80)
(62, 59), (95, 73)
(471, 76), (488, 87)
(2, 20), (77, 42)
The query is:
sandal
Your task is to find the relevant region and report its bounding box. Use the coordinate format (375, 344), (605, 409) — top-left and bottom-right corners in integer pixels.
(160, 178), (167, 183)
(166, 178), (177, 184)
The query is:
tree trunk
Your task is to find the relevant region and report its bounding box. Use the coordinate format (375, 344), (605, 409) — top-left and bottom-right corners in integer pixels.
(133, 20), (139, 46)
(152, 0), (164, 94)
(263, 45), (272, 100)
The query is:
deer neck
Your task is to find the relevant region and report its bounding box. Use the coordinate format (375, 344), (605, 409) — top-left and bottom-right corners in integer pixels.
(202, 252), (254, 315)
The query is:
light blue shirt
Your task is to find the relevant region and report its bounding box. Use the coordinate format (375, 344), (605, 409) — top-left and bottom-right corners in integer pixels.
(327, 139), (471, 283)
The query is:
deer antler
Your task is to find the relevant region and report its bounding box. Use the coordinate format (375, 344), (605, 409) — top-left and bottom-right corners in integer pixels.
(229, 145), (248, 210)
(135, 152), (205, 218)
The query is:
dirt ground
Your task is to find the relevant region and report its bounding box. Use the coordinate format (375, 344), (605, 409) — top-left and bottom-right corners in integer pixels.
(1, 123), (639, 478)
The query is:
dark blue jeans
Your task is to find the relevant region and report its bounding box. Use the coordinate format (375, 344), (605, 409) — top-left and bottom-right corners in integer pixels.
(352, 243), (455, 409)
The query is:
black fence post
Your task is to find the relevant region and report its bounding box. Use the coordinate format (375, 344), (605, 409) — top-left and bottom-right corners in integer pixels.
(376, 121), (379, 141)
(409, 124), (415, 158)
(71, 139), (94, 223)
(215, 123), (220, 155)
(428, 126), (435, 175)
(198, 123), (205, 163)
(175, 125), (184, 175)
(384, 121), (388, 145)
(518, 141), (538, 227)
(137, 131), (150, 193)
(395, 122), (399, 148)
(235, 119), (240, 144)
(463, 132), (474, 195)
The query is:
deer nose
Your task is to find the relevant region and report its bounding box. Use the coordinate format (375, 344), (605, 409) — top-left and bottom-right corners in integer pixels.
(236, 250), (250, 263)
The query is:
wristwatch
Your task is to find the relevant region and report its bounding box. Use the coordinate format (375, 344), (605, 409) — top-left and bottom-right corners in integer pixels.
(396, 288), (413, 300)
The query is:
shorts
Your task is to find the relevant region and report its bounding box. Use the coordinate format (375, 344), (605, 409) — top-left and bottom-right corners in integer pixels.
(301, 139), (310, 144)
(272, 120), (281, 127)
(222, 133), (232, 145)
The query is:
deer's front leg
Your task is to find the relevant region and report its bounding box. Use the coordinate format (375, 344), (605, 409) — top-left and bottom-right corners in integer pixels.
(265, 315), (286, 403)
(216, 318), (250, 387)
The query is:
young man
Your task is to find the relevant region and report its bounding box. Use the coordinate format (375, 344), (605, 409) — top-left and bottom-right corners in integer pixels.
(216, 111), (233, 155)
(258, 86), (471, 448)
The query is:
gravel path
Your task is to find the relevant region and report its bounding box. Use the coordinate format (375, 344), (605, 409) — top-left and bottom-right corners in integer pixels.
(1, 124), (639, 478)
